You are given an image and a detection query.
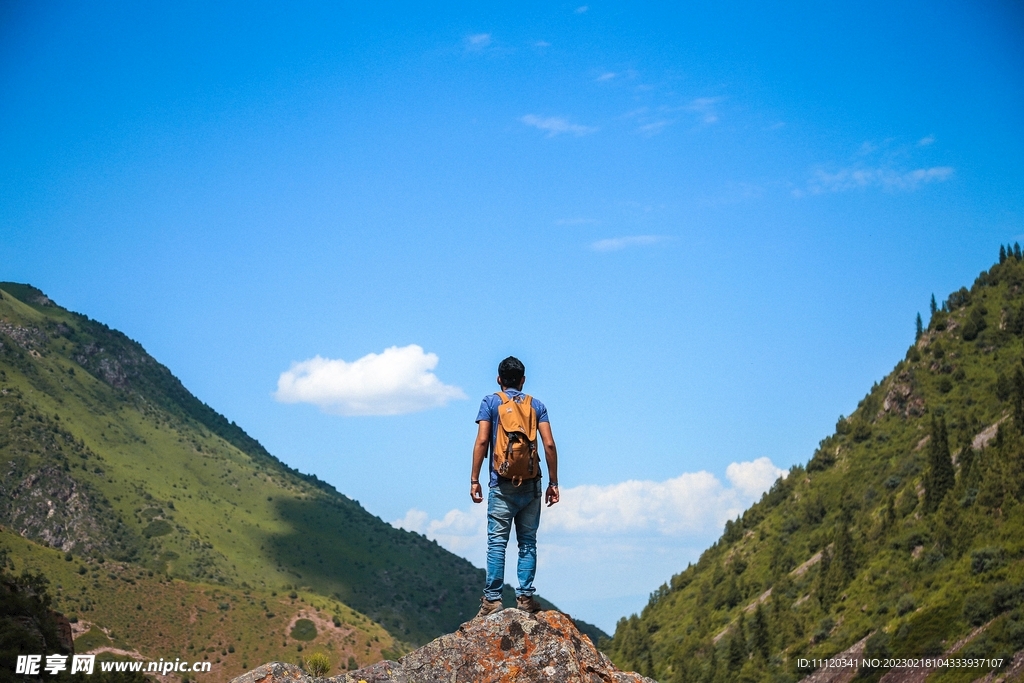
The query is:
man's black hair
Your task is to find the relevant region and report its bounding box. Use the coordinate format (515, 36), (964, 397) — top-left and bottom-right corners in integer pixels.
(498, 356), (525, 387)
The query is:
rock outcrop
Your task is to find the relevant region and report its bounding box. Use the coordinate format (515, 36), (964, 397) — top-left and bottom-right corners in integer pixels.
(231, 609), (654, 683)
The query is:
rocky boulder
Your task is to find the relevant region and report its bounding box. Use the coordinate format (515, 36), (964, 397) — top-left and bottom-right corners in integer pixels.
(232, 609), (654, 683)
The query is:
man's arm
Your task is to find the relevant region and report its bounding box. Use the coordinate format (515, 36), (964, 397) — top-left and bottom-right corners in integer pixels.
(470, 420), (490, 503)
(538, 422), (559, 507)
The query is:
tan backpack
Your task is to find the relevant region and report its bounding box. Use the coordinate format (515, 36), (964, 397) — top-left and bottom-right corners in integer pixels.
(493, 392), (539, 485)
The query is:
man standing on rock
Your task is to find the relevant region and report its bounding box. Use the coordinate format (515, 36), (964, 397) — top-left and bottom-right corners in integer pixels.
(470, 356), (559, 617)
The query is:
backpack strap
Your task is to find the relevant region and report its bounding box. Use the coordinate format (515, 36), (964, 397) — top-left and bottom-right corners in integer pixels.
(496, 392), (531, 405)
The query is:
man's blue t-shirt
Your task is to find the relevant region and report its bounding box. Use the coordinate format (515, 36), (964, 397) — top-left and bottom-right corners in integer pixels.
(476, 388), (549, 488)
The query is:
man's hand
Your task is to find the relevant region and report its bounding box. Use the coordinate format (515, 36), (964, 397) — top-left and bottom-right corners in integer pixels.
(470, 421), (490, 504)
(538, 423), (558, 507)
(545, 483), (559, 507)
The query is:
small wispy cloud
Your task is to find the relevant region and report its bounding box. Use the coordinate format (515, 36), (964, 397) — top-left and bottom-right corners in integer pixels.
(464, 33), (492, 51)
(685, 96), (723, 124)
(591, 235), (669, 252)
(533, 40), (551, 48)
(596, 72), (617, 82)
(555, 218), (600, 226)
(796, 165), (954, 196)
(520, 114), (598, 137)
(638, 120), (672, 136)
(575, 5), (589, 13)
(620, 107), (649, 119)
(918, 135), (936, 147)
(699, 181), (766, 207)
(621, 105), (677, 135)
(275, 345), (466, 416)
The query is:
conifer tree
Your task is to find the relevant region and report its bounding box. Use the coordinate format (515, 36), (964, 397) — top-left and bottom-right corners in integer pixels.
(1014, 365), (1024, 433)
(703, 646), (718, 683)
(751, 604), (770, 660)
(930, 294), (938, 317)
(884, 495), (896, 529)
(935, 494), (961, 556)
(1001, 244), (1007, 263)
(723, 574), (741, 609)
(770, 585), (790, 646)
(916, 313), (923, 340)
(815, 546), (834, 609)
(925, 416), (955, 512)
(816, 523), (856, 611)
(727, 613), (747, 670)
(958, 442), (975, 486)
(977, 440), (1007, 509)
(833, 523), (856, 583)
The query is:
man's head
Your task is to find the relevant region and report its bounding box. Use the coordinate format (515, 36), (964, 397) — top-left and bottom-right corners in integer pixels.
(497, 356), (526, 390)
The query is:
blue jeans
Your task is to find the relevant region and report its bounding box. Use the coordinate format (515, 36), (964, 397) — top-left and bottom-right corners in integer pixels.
(484, 478), (542, 601)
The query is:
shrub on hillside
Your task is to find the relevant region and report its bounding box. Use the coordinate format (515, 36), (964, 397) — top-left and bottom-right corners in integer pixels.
(896, 594), (916, 616)
(964, 591), (994, 626)
(971, 547), (1005, 574)
(302, 651), (331, 677)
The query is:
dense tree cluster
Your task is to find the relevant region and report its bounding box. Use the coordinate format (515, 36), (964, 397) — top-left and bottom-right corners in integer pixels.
(604, 250), (1024, 682)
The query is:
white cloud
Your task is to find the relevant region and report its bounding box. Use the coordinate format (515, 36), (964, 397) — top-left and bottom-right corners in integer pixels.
(726, 457), (787, 499)
(596, 72), (616, 81)
(575, 5), (589, 13)
(801, 165), (954, 195)
(685, 97), (723, 124)
(394, 505), (486, 558)
(544, 471), (736, 535)
(274, 344), (466, 416)
(918, 135), (936, 146)
(901, 166), (954, 185)
(520, 114), (598, 138)
(542, 459), (785, 536)
(590, 235), (669, 252)
(465, 33), (492, 51)
(392, 458), (788, 631)
(533, 40), (551, 48)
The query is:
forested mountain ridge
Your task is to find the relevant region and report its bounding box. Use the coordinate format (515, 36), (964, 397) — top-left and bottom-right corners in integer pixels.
(0, 281), (485, 660)
(604, 250), (1024, 682)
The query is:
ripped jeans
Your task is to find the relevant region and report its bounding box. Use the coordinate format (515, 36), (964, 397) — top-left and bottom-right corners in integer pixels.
(483, 477), (542, 601)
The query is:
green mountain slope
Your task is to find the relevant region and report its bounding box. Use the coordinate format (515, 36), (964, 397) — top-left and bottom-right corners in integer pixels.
(0, 283), (484, 648)
(0, 527), (395, 680)
(604, 251), (1024, 682)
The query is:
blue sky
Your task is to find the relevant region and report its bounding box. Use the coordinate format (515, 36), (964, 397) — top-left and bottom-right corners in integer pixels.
(2, 1), (1022, 632)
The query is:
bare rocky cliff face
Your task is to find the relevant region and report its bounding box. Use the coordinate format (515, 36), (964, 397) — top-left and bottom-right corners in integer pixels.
(0, 463), (115, 554)
(232, 609), (653, 683)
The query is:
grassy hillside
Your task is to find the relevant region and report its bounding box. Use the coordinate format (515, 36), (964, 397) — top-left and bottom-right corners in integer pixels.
(0, 527), (394, 680)
(0, 282), (486, 657)
(604, 250), (1024, 682)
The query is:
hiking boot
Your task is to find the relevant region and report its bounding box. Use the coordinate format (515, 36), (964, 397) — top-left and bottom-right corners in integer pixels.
(476, 597), (503, 618)
(516, 594), (542, 614)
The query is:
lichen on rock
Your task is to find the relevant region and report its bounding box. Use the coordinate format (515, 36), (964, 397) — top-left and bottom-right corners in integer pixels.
(231, 609), (654, 683)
